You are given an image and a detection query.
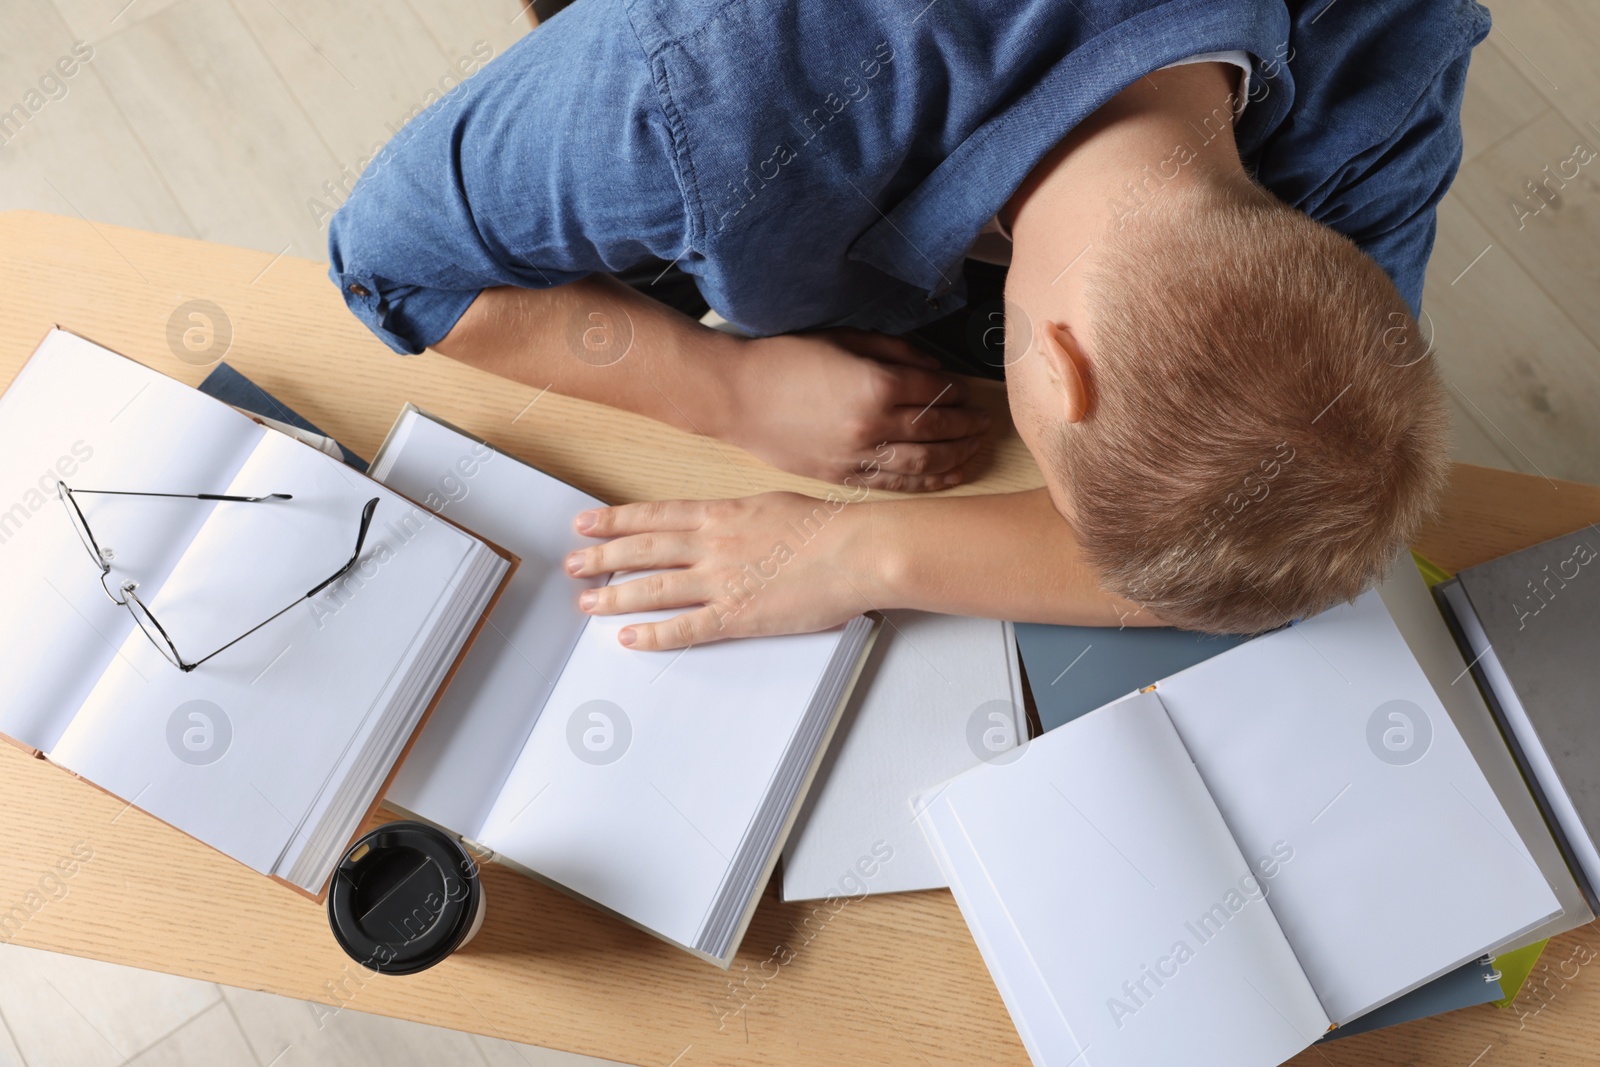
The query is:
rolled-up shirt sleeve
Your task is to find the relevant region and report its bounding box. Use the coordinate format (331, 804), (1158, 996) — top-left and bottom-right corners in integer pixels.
(327, 0), (691, 354)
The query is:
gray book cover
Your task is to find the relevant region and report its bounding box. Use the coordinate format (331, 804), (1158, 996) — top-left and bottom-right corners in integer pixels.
(1015, 622), (1249, 733)
(1321, 956), (1501, 1042)
(1457, 527), (1600, 854)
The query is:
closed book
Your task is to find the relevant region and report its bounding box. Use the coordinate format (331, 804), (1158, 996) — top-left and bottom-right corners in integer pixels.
(1435, 526), (1600, 910)
(781, 611), (1026, 900)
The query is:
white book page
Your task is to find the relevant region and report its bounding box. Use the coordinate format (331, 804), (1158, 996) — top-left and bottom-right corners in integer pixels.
(1155, 589), (1560, 1024)
(0, 331), (262, 750)
(50, 431), (476, 875)
(477, 599), (849, 948)
(915, 691), (1327, 1067)
(783, 612), (1024, 900)
(368, 409), (607, 838)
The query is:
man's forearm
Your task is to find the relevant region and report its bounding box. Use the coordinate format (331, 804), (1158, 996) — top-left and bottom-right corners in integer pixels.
(860, 488), (1155, 628)
(434, 277), (744, 437)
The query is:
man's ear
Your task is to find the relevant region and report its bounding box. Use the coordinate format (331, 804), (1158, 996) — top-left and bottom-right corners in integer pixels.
(1040, 321), (1093, 423)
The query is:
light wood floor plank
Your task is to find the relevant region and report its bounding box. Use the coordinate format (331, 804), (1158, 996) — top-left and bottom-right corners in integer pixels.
(1449, 108), (1600, 354)
(472, 1031), (630, 1066)
(227, 0), (464, 196)
(50, 0), (184, 44)
(1446, 394), (1523, 473)
(1424, 193), (1600, 485)
(221, 985), (506, 1067)
(0, 3), (196, 237)
(0, 943), (222, 1067)
(0, 1010), (24, 1067)
(1460, 39), (1549, 166)
(127, 1002), (258, 1067)
(403, 0), (532, 68)
(1484, 0), (1600, 137)
(85, 0), (341, 258)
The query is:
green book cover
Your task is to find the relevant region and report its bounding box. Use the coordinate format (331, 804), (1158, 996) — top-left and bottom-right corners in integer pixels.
(1411, 549), (1451, 588)
(1493, 940), (1549, 1006)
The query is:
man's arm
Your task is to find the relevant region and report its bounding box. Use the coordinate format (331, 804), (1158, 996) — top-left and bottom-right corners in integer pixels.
(562, 488), (1152, 650)
(436, 281), (994, 491)
(864, 489), (1147, 626)
(434, 276), (744, 441)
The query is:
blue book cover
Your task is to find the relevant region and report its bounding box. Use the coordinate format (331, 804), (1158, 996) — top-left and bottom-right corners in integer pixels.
(197, 362), (367, 471)
(1322, 957), (1502, 1040)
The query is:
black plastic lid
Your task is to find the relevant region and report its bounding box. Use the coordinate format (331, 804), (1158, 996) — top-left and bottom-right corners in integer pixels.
(327, 821), (482, 976)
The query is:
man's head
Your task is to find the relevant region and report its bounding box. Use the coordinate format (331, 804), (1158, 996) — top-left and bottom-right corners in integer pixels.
(1005, 181), (1451, 632)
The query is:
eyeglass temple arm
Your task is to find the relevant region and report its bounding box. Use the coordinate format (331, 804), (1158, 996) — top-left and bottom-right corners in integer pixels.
(307, 497), (380, 598)
(65, 488), (293, 503)
(181, 497), (383, 672)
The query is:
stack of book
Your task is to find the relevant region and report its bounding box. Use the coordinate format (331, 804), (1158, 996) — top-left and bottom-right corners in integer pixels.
(784, 545), (1600, 1062)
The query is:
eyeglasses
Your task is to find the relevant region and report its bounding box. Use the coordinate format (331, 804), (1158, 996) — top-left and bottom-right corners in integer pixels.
(57, 481), (380, 673)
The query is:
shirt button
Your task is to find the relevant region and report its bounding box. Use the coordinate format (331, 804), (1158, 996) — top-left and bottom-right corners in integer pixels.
(347, 283), (372, 297)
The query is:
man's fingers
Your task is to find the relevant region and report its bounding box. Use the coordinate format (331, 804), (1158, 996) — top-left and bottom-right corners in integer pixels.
(575, 499), (705, 538)
(846, 438), (981, 490)
(619, 606), (728, 651)
(855, 468), (968, 492)
(565, 532), (698, 577)
(581, 569), (703, 615)
(847, 440), (982, 491)
(867, 437), (982, 478)
(888, 403), (992, 442)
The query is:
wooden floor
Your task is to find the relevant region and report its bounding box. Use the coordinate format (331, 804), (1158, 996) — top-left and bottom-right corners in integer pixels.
(0, 1), (1596, 1064)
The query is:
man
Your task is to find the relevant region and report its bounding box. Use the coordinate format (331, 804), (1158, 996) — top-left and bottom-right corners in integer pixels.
(329, 0), (1481, 650)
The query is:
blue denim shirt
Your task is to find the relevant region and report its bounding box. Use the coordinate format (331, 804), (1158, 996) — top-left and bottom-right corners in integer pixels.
(328, 0), (1489, 355)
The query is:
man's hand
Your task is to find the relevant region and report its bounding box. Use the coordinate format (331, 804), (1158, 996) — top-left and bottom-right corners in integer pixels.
(725, 329), (991, 492)
(566, 488), (1157, 652)
(564, 492), (884, 650)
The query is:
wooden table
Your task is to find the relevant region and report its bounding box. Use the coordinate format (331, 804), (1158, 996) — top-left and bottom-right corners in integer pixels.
(2, 209), (1597, 1067)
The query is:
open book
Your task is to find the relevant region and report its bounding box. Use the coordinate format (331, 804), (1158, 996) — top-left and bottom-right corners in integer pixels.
(368, 407), (879, 965)
(915, 585), (1562, 1067)
(0, 331), (511, 895)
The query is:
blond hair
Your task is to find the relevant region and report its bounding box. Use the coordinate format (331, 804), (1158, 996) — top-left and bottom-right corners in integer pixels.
(1061, 183), (1451, 633)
